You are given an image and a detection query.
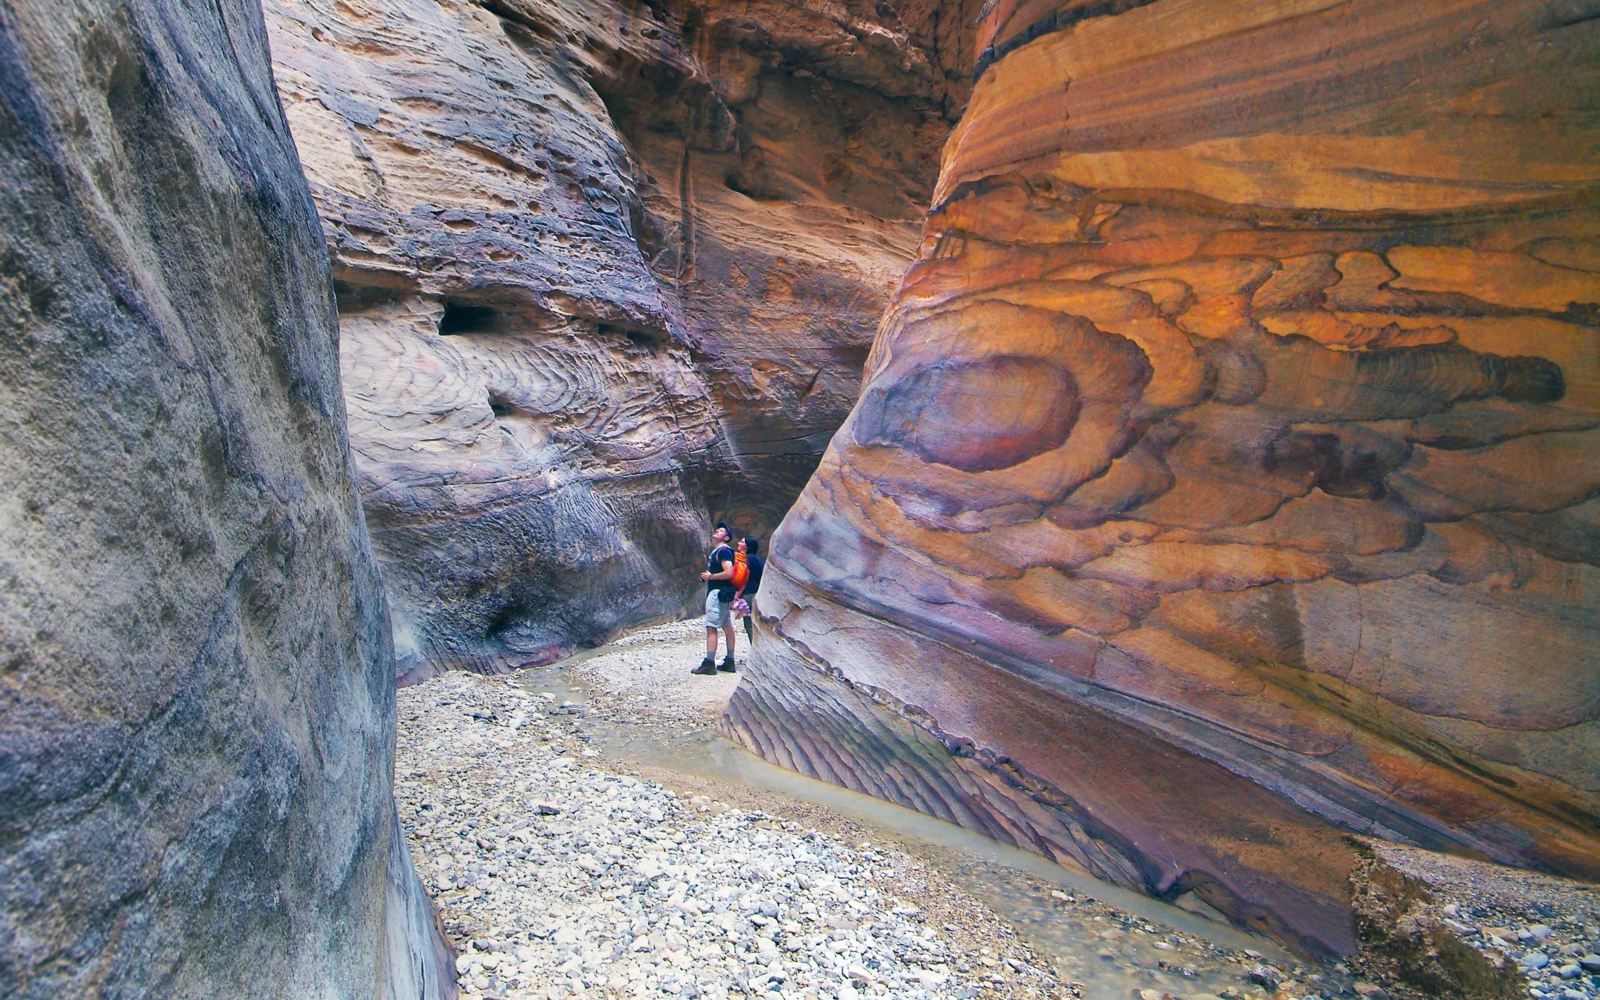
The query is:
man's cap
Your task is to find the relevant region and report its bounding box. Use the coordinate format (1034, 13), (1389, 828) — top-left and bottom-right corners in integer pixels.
(715, 521), (730, 533)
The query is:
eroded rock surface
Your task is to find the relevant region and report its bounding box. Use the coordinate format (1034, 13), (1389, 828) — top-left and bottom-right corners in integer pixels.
(0, 0), (450, 995)
(263, 0), (977, 673)
(732, 0), (1600, 959)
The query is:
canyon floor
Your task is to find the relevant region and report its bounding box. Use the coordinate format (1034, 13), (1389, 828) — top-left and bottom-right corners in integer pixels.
(394, 623), (1600, 1000)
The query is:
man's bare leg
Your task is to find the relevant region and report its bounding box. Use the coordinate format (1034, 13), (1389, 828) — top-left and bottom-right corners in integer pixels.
(693, 624), (720, 675)
(719, 622), (737, 672)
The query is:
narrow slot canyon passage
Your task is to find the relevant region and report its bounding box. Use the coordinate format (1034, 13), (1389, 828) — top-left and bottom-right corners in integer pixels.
(0, 0), (1595, 997)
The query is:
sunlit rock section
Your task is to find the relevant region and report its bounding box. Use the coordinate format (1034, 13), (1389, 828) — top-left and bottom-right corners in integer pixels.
(731, 0), (1600, 959)
(0, 0), (451, 996)
(263, 0), (976, 674)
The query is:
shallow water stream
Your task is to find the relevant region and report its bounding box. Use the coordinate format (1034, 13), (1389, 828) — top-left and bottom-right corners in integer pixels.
(515, 660), (1347, 1000)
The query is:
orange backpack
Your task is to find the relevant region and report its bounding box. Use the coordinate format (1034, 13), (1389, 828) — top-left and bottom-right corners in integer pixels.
(731, 551), (749, 590)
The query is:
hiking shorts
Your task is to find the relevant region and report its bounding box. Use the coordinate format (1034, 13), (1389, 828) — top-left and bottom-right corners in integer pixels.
(704, 589), (732, 628)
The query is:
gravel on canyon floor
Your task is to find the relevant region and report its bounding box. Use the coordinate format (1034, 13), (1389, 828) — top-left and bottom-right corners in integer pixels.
(395, 670), (1066, 1000)
(396, 621), (1599, 1000)
(1361, 841), (1600, 1000)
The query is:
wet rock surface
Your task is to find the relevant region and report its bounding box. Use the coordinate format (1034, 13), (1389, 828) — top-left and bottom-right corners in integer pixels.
(736, 0), (1600, 958)
(0, 0), (449, 994)
(262, 0), (980, 674)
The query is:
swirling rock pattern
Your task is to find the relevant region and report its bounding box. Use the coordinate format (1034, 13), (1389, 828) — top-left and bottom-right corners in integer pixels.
(263, 0), (978, 673)
(732, 0), (1600, 958)
(0, 0), (450, 995)
(339, 297), (721, 674)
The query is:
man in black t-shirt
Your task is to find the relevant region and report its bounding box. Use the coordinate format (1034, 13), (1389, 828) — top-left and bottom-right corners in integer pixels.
(737, 536), (764, 647)
(693, 522), (736, 675)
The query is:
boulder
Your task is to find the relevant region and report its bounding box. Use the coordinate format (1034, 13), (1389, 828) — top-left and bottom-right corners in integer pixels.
(732, 0), (1600, 958)
(0, 0), (451, 995)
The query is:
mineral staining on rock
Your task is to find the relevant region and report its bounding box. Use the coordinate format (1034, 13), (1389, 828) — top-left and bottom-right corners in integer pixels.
(263, 0), (976, 673)
(732, 0), (1600, 959)
(0, 0), (449, 995)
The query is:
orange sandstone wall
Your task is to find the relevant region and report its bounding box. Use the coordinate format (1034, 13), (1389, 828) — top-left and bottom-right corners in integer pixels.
(729, 0), (1600, 957)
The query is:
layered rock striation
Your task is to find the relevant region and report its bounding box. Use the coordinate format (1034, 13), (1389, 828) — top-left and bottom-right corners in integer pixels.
(0, 0), (450, 995)
(731, 0), (1600, 959)
(263, 0), (978, 674)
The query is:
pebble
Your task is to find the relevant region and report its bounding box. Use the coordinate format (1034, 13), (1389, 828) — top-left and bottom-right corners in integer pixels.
(1426, 900), (1600, 1000)
(401, 636), (1598, 1000)
(394, 671), (1062, 1000)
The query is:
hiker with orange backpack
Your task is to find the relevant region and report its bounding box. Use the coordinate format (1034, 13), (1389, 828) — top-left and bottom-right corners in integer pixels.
(733, 537), (763, 645)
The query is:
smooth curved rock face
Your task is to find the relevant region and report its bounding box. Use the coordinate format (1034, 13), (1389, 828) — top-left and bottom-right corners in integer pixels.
(732, 0), (1600, 959)
(0, 1), (451, 996)
(263, 0), (977, 673)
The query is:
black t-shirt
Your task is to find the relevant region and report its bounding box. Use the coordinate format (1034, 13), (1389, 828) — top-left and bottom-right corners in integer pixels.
(706, 544), (734, 596)
(744, 554), (765, 596)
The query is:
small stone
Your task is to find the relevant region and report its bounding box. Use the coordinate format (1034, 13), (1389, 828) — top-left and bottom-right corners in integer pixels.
(1580, 955), (1600, 972)
(1558, 964), (1582, 980)
(1522, 952), (1551, 970)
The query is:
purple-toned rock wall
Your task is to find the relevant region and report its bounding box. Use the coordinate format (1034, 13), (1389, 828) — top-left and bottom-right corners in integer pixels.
(0, 0), (451, 994)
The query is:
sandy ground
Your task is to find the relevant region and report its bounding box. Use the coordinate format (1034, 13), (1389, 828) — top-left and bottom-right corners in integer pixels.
(570, 619), (741, 722)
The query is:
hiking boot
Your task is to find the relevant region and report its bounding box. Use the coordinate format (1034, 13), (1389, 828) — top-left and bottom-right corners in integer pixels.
(718, 656), (736, 673)
(691, 657), (718, 676)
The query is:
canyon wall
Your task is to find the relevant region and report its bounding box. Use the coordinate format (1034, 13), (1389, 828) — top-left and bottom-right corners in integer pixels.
(263, 0), (977, 674)
(730, 0), (1600, 959)
(0, 0), (451, 995)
